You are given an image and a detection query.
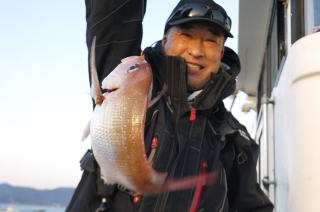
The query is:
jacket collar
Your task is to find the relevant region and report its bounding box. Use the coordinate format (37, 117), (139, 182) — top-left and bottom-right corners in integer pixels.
(144, 41), (240, 118)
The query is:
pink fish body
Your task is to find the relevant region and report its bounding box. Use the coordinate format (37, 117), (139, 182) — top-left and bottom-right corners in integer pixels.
(88, 37), (218, 194)
(91, 55), (162, 193)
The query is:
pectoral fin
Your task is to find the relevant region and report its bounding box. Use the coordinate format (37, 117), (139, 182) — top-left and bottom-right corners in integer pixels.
(81, 120), (91, 141)
(147, 84), (167, 108)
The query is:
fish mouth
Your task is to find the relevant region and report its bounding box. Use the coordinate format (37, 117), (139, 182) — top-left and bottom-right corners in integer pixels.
(104, 88), (118, 93)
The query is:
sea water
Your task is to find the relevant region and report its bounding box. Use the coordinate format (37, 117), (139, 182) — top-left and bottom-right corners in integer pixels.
(0, 203), (65, 212)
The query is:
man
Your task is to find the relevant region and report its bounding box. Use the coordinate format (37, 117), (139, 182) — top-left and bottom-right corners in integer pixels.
(67, 0), (274, 211)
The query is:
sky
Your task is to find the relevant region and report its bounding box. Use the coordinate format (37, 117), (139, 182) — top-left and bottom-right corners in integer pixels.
(0, 0), (253, 190)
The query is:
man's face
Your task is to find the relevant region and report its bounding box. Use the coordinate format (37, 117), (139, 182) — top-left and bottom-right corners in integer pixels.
(162, 22), (225, 90)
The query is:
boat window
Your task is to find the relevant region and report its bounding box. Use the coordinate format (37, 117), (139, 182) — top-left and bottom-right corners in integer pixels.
(291, 0), (305, 43)
(257, 1), (286, 111)
(277, 1), (286, 68)
(305, 0), (320, 34)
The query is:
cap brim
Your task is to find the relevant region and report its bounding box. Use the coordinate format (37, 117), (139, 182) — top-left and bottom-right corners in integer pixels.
(167, 17), (233, 38)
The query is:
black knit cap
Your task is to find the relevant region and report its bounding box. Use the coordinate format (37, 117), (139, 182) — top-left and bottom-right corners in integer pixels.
(164, 0), (233, 38)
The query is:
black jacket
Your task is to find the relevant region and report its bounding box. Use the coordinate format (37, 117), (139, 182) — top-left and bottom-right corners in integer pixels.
(67, 0), (273, 211)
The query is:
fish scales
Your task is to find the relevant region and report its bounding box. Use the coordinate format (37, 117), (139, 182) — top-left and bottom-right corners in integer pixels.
(91, 68), (155, 190)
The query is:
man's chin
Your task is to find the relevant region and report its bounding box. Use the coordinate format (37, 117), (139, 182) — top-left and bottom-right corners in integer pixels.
(187, 80), (204, 91)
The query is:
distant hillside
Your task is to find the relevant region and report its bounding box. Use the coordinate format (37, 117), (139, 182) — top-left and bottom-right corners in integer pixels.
(0, 183), (75, 207)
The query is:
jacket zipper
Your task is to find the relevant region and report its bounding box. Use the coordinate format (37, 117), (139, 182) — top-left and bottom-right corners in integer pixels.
(153, 127), (177, 211)
(157, 113), (200, 211)
(218, 168), (228, 212)
(157, 90), (186, 212)
(156, 131), (181, 212)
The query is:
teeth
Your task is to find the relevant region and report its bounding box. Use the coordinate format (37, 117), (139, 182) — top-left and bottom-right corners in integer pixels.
(187, 63), (202, 70)
(188, 64), (199, 67)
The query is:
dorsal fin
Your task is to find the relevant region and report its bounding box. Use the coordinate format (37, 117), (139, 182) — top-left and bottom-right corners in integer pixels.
(90, 36), (104, 105)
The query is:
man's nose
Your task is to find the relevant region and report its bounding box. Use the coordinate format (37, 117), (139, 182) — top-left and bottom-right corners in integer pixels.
(188, 39), (204, 58)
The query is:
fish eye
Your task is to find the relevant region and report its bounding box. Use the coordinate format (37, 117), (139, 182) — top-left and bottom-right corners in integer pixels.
(127, 65), (139, 73)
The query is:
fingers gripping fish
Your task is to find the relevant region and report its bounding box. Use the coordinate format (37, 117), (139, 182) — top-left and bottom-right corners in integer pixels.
(86, 37), (219, 194)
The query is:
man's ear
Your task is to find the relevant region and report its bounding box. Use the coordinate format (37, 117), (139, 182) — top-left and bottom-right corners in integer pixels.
(220, 46), (225, 59)
(161, 35), (167, 48)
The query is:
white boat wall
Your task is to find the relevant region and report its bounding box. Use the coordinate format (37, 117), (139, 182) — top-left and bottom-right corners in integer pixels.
(238, 0), (320, 211)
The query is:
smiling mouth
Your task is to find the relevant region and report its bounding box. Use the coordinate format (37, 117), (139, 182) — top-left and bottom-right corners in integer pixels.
(187, 63), (204, 73)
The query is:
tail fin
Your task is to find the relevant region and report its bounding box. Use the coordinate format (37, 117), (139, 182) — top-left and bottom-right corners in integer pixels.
(160, 170), (219, 192)
(142, 170), (219, 194)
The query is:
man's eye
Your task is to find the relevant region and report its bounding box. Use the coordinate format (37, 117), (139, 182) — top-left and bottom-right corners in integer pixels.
(206, 39), (222, 46)
(180, 32), (192, 38)
(207, 39), (217, 43)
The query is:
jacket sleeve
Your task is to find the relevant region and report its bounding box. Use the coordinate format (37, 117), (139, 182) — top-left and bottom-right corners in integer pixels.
(225, 118), (274, 212)
(85, 0), (147, 84)
(66, 2), (147, 211)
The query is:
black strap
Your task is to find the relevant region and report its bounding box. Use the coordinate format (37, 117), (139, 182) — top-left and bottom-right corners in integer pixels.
(80, 150), (96, 172)
(80, 150), (117, 198)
